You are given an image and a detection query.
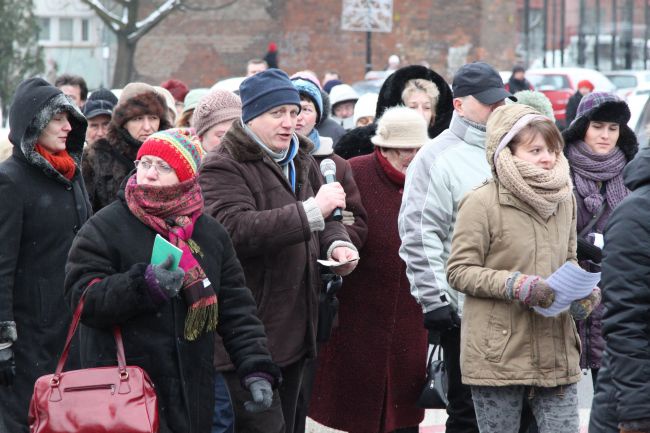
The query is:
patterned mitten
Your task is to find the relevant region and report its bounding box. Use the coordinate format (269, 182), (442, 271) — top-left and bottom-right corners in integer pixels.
(506, 272), (555, 308)
(569, 287), (602, 320)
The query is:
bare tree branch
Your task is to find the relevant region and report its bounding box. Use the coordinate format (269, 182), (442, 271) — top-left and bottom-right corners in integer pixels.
(179, 0), (238, 12)
(128, 0), (181, 42)
(80, 0), (124, 30)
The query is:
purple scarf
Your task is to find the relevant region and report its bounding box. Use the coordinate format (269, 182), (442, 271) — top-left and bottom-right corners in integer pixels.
(567, 141), (629, 213)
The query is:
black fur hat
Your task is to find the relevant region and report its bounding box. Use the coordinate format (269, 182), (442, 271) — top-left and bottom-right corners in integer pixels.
(562, 93), (638, 162)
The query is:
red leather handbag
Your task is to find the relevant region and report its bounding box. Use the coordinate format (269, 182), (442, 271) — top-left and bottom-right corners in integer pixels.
(28, 294), (159, 433)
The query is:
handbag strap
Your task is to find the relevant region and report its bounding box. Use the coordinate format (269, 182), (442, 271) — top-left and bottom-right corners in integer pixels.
(53, 281), (127, 381)
(427, 345), (443, 367)
(579, 201), (608, 238)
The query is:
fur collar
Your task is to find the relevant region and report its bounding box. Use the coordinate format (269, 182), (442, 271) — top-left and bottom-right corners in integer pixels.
(220, 119), (314, 162)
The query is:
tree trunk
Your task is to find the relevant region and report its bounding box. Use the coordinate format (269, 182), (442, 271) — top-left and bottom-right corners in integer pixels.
(112, 33), (136, 88)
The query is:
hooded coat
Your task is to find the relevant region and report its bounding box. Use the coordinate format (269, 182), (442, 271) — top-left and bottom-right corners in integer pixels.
(446, 104), (581, 387)
(333, 65), (453, 159)
(589, 146), (650, 432)
(0, 78), (91, 432)
(315, 91), (346, 146)
(562, 98), (638, 371)
(82, 89), (172, 212)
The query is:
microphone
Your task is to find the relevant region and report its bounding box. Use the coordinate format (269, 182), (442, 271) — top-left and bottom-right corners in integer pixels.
(319, 158), (343, 221)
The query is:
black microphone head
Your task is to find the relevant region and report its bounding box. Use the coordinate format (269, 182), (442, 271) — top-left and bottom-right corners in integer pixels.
(320, 158), (336, 177)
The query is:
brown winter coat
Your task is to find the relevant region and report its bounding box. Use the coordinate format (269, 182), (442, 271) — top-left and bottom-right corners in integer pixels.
(446, 105), (581, 388)
(199, 120), (351, 368)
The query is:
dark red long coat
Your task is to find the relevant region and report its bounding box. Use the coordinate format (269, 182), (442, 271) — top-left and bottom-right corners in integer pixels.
(309, 152), (427, 433)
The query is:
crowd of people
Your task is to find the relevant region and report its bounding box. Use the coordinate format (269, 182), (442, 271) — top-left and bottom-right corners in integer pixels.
(0, 55), (647, 433)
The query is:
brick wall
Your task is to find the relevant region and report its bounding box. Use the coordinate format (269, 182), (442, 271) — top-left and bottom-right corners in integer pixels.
(135, 0), (521, 88)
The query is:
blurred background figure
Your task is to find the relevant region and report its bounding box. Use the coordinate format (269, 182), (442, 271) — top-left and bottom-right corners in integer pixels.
(154, 86), (179, 126)
(246, 59), (269, 77)
(505, 65), (534, 94)
(192, 89), (242, 154)
(263, 41), (278, 69)
(322, 70), (340, 90)
(54, 73), (88, 109)
(177, 88), (209, 128)
(353, 92), (379, 127)
(512, 90), (556, 121)
(82, 99), (113, 146)
(329, 84), (359, 130)
(160, 78), (189, 119)
(565, 80), (595, 127)
(386, 54), (401, 73)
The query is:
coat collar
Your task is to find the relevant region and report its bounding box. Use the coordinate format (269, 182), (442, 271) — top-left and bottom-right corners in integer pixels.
(220, 119), (315, 163)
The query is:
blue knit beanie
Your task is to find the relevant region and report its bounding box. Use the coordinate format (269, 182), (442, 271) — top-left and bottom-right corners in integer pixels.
(239, 68), (301, 123)
(292, 78), (323, 123)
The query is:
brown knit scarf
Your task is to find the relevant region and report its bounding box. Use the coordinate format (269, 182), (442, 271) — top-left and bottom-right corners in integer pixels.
(496, 149), (573, 219)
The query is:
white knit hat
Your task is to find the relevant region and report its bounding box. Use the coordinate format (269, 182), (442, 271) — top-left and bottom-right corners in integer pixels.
(371, 106), (428, 149)
(329, 84), (359, 107)
(353, 92), (379, 125)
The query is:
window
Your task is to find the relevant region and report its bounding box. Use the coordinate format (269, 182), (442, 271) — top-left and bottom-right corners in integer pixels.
(81, 19), (89, 42)
(59, 18), (73, 41)
(38, 18), (51, 41)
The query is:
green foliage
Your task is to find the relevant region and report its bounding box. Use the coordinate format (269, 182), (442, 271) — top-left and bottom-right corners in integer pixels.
(0, 0), (44, 126)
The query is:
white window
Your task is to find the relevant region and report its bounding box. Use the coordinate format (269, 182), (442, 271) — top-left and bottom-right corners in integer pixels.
(38, 17), (51, 41)
(81, 19), (89, 42)
(59, 18), (73, 41)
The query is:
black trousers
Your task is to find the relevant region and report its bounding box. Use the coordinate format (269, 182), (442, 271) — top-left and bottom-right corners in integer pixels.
(441, 327), (536, 433)
(223, 358), (307, 433)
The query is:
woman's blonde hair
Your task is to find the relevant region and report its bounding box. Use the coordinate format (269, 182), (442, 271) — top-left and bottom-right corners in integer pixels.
(401, 79), (440, 116)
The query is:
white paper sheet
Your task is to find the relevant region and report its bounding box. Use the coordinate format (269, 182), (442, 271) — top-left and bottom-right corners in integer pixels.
(533, 262), (601, 317)
(317, 258), (359, 267)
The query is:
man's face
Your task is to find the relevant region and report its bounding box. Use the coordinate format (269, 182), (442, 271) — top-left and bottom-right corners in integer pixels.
(247, 104), (299, 152)
(454, 95), (504, 125)
(59, 84), (84, 108)
(333, 101), (355, 119)
(86, 114), (111, 145)
(247, 63), (267, 77)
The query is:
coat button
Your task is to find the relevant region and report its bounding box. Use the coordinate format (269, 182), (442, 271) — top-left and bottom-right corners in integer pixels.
(73, 225), (79, 234)
(65, 185), (72, 191)
(502, 330), (508, 335)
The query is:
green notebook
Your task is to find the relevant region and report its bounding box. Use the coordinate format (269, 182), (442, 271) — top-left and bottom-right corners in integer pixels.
(151, 234), (182, 271)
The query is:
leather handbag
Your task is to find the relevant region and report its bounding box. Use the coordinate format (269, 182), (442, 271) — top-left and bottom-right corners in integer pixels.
(28, 294), (159, 433)
(416, 345), (449, 409)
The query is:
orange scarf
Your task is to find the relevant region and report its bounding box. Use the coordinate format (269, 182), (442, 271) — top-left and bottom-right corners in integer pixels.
(35, 144), (76, 180)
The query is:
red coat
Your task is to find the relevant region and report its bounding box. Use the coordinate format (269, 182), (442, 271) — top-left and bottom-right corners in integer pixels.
(309, 152), (427, 432)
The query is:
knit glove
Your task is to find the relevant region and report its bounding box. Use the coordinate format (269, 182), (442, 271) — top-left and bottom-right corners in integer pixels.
(244, 377), (273, 413)
(569, 287), (602, 320)
(506, 272), (555, 308)
(341, 210), (355, 226)
(0, 347), (15, 386)
(424, 305), (461, 344)
(151, 255), (185, 299)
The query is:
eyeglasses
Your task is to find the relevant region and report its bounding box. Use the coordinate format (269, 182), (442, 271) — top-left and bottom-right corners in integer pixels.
(134, 159), (174, 175)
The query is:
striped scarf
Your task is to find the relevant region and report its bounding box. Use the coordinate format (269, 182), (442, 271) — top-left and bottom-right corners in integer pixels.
(125, 175), (218, 341)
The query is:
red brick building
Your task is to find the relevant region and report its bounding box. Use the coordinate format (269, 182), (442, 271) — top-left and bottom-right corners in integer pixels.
(135, 0), (522, 87)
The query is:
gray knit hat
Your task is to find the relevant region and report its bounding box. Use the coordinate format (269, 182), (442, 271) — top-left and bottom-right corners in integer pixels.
(371, 106), (428, 149)
(191, 89), (242, 137)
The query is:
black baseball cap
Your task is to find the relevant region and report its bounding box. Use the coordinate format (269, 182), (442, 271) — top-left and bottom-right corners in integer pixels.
(82, 99), (114, 120)
(452, 62), (516, 105)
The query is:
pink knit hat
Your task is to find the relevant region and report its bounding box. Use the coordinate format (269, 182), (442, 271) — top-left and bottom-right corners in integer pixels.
(191, 89), (242, 137)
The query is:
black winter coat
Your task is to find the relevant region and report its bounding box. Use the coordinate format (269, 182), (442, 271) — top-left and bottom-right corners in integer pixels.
(0, 78), (90, 433)
(64, 189), (280, 433)
(590, 147), (650, 432)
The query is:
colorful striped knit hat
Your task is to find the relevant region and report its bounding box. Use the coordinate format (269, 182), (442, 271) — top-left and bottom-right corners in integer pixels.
(137, 128), (204, 182)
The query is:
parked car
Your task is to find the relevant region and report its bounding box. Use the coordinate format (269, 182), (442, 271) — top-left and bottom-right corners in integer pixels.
(526, 67), (616, 128)
(604, 70), (650, 100)
(627, 83), (650, 148)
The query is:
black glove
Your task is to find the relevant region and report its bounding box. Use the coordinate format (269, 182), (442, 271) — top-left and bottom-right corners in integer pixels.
(0, 347), (15, 386)
(244, 377), (273, 413)
(424, 305), (460, 345)
(152, 255), (185, 298)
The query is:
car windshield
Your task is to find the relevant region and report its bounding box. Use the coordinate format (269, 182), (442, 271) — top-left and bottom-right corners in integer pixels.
(527, 74), (570, 91)
(608, 75), (638, 89)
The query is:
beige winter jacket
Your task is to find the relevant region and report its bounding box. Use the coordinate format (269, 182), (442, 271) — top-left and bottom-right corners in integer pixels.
(446, 104), (581, 387)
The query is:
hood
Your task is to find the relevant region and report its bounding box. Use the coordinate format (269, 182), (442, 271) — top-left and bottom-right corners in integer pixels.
(8, 77), (87, 167)
(623, 146), (650, 190)
(317, 90), (332, 127)
(562, 99), (638, 162)
(375, 65), (454, 139)
(485, 104), (543, 176)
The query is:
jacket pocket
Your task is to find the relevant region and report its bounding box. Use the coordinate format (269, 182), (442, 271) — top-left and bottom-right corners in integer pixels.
(483, 301), (512, 363)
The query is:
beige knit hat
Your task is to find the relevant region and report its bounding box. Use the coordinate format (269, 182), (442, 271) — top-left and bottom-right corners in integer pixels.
(371, 106), (428, 149)
(191, 89), (242, 137)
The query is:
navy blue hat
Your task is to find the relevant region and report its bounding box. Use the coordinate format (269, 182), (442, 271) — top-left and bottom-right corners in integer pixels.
(239, 68), (301, 123)
(82, 99), (114, 119)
